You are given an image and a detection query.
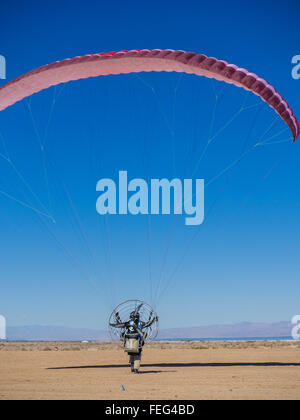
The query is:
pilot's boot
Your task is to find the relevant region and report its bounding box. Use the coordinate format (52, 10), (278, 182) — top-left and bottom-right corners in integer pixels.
(129, 355), (135, 372)
(133, 353), (141, 373)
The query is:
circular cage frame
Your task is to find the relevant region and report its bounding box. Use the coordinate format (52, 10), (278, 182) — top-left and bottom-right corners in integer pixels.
(108, 299), (159, 343)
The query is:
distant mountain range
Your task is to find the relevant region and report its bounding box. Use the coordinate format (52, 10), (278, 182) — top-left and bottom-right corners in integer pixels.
(4, 321), (293, 341)
(157, 321), (292, 340)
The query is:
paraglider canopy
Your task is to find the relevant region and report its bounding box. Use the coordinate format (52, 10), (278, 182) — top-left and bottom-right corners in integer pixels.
(0, 49), (298, 141)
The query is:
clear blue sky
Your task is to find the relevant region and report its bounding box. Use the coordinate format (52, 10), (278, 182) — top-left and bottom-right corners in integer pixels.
(0, 0), (299, 331)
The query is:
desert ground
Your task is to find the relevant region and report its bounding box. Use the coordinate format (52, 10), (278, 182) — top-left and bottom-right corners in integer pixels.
(0, 340), (300, 400)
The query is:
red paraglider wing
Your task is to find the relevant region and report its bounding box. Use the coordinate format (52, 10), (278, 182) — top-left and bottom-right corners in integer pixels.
(0, 49), (298, 141)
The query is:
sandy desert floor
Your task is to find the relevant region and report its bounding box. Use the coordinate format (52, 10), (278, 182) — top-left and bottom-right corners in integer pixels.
(0, 341), (300, 400)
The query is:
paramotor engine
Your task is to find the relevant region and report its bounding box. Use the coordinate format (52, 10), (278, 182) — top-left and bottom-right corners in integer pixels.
(108, 299), (159, 343)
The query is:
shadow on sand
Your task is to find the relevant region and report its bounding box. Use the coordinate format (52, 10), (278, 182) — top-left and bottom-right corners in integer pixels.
(47, 361), (300, 371)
